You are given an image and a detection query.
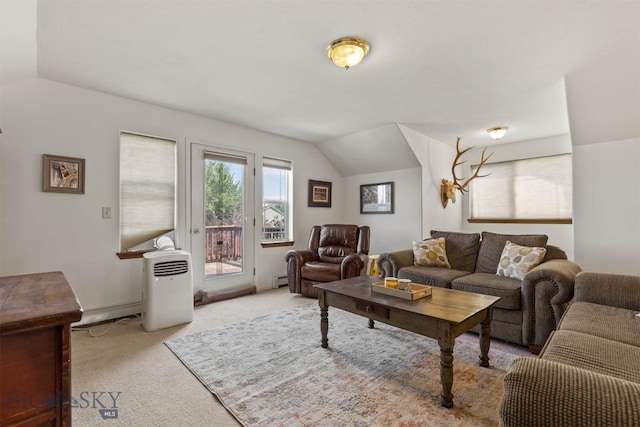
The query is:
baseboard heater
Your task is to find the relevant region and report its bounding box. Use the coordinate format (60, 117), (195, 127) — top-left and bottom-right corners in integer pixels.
(193, 285), (256, 306)
(272, 275), (288, 289)
(72, 302), (142, 327)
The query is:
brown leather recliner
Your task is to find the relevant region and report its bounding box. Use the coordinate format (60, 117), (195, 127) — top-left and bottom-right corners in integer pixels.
(285, 224), (370, 298)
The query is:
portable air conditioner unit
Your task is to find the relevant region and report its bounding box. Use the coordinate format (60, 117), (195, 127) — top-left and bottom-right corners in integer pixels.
(142, 250), (194, 331)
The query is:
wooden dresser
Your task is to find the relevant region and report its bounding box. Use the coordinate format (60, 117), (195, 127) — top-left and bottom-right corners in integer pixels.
(0, 272), (83, 427)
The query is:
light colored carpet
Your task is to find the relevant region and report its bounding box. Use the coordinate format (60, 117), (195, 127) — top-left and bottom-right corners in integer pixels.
(71, 287), (530, 426)
(71, 287), (315, 427)
(166, 304), (521, 427)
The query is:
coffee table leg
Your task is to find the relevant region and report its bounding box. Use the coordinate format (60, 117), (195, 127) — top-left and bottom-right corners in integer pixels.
(438, 336), (454, 408)
(479, 308), (493, 367)
(319, 290), (329, 348)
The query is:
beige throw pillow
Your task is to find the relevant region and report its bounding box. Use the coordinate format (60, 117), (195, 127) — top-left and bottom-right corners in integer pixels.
(496, 240), (547, 280)
(413, 237), (451, 268)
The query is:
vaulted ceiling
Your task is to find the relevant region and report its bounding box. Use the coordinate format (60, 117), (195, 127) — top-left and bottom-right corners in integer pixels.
(2, 1), (639, 162)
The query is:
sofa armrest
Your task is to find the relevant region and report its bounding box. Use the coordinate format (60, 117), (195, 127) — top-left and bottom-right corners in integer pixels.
(340, 253), (366, 278)
(521, 259), (581, 347)
(285, 249), (319, 266)
(501, 358), (640, 427)
(358, 253), (369, 275)
(575, 271), (640, 310)
(377, 249), (414, 278)
(285, 249), (319, 293)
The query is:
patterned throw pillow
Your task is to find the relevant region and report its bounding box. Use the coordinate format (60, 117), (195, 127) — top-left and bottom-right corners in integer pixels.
(413, 237), (451, 268)
(496, 240), (547, 280)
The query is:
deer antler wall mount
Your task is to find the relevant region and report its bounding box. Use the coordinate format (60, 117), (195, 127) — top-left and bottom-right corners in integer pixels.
(440, 137), (494, 208)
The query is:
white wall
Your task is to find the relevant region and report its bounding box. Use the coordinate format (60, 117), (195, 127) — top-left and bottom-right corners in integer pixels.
(318, 124), (420, 176)
(564, 37), (639, 147)
(0, 78), (342, 318)
(573, 138), (640, 275)
(2, 75), (636, 327)
(0, 0), (37, 85)
(340, 129), (575, 258)
(392, 128), (575, 257)
(342, 168), (422, 254)
(461, 135), (575, 258)
(398, 125), (462, 235)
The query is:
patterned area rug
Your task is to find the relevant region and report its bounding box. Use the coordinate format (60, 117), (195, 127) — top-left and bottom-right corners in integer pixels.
(165, 305), (519, 427)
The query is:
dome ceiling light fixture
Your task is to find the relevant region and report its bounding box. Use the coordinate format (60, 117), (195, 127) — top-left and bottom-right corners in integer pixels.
(487, 126), (509, 140)
(326, 37), (370, 70)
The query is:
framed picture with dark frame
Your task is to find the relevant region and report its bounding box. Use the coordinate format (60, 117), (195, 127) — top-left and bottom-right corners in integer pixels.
(360, 181), (394, 214)
(42, 154), (86, 194)
(308, 180), (332, 208)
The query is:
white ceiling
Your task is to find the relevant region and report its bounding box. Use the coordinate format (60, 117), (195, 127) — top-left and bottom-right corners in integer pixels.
(2, 0), (639, 152)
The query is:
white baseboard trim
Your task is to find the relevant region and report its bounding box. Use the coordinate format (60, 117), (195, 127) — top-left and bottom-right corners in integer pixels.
(73, 302), (142, 327)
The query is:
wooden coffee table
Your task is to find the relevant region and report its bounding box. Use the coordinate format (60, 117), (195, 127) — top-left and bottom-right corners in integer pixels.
(314, 275), (500, 408)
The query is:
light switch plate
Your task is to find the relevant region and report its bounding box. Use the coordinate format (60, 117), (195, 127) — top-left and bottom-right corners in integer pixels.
(102, 207), (111, 219)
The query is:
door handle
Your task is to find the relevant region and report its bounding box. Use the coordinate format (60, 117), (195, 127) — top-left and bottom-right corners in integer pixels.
(193, 228), (201, 234)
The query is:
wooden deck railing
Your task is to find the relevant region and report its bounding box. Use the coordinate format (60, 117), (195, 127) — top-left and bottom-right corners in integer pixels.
(205, 225), (242, 262)
(263, 226), (286, 241)
(205, 225), (286, 263)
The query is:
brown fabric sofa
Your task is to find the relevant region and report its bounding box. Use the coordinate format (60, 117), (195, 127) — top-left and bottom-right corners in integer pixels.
(500, 272), (640, 426)
(286, 224), (370, 298)
(377, 230), (581, 350)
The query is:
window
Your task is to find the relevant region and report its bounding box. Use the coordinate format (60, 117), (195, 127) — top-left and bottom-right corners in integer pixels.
(469, 154), (572, 223)
(262, 157), (291, 242)
(119, 132), (176, 252)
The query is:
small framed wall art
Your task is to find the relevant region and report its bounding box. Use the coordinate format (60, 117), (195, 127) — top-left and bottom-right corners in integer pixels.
(42, 154), (85, 194)
(360, 181), (394, 214)
(308, 179), (332, 208)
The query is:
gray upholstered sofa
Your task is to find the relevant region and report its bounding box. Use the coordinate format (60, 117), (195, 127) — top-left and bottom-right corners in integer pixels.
(500, 272), (640, 426)
(377, 230), (582, 350)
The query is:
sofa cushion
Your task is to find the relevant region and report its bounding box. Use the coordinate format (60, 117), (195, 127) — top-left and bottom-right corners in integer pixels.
(558, 302), (640, 347)
(543, 245), (567, 262)
(412, 238), (451, 268)
(452, 272), (521, 310)
(317, 225), (358, 263)
(491, 307), (523, 325)
(496, 240), (547, 280)
(501, 357), (640, 427)
(475, 232), (548, 274)
(541, 330), (640, 383)
(430, 230), (481, 272)
(468, 309), (525, 343)
(398, 266), (470, 288)
(575, 272), (640, 311)
(301, 261), (341, 282)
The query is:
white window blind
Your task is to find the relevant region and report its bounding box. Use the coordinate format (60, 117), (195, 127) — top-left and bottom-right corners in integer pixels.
(262, 157), (292, 242)
(204, 151), (247, 165)
(120, 132), (176, 251)
(469, 154), (572, 220)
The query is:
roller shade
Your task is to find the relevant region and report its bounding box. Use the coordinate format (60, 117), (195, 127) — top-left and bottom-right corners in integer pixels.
(263, 157), (292, 171)
(470, 154), (572, 220)
(120, 132), (176, 251)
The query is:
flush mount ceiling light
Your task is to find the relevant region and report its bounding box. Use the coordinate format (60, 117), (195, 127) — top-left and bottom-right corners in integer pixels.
(326, 37), (370, 70)
(487, 126), (508, 140)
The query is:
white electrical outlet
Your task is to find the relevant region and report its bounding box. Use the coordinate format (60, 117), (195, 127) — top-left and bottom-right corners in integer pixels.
(102, 207), (112, 219)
